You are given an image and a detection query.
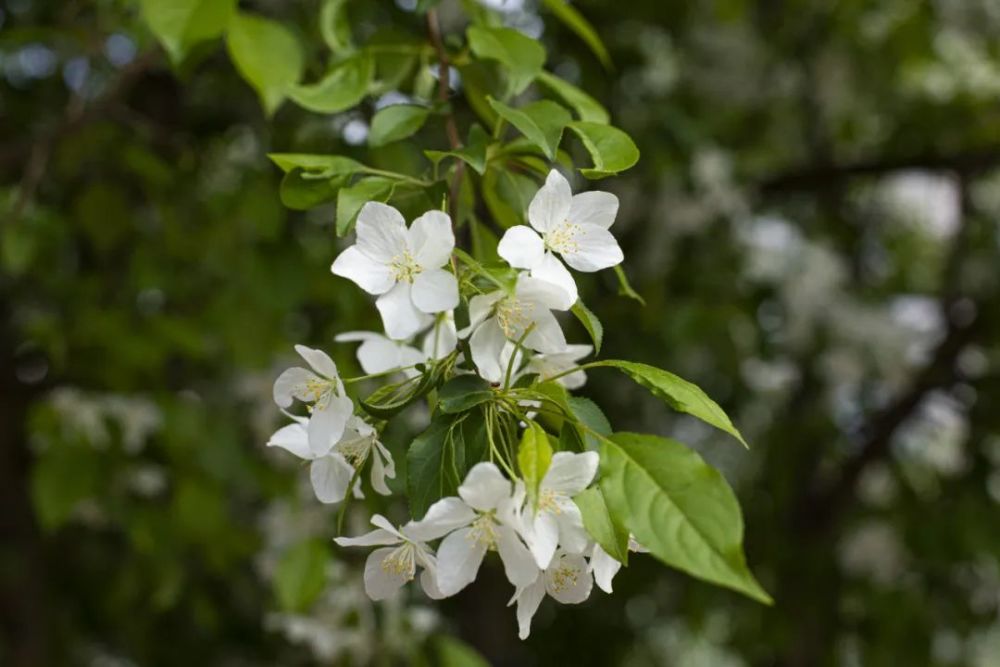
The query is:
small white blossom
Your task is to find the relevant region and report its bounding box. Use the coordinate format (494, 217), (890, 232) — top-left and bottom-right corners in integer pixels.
(527, 343), (592, 389)
(589, 536), (647, 594)
(335, 331), (425, 379)
(498, 170), (622, 308)
(334, 514), (444, 600)
(510, 550), (594, 639)
(331, 203), (459, 340)
(272, 345), (354, 455)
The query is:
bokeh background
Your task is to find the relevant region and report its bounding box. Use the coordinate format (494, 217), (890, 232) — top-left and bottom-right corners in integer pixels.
(3, 0), (1000, 665)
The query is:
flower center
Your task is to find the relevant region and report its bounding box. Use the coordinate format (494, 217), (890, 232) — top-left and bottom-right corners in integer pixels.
(537, 489), (562, 514)
(548, 560), (579, 593)
(545, 222), (581, 255)
(468, 513), (499, 550)
(496, 297), (529, 338)
(389, 250), (423, 284)
(336, 434), (372, 468)
(381, 543), (416, 580)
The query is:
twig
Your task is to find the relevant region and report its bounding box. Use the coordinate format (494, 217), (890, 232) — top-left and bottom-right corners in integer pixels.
(426, 8), (466, 224)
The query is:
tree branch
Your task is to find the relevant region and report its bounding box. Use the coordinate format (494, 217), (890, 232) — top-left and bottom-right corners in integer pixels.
(426, 8), (465, 223)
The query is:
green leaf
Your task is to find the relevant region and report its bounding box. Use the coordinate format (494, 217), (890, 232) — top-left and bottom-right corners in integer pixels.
(574, 486), (629, 564)
(488, 98), (571, 160)
(408, 414), (464, 518)
(482, 167), (536, 229)
(435, 635), (491, 667)
(279, 169), (343, 210)
(571, 300), (603, 354)
(518, 421), (553, 504)
(368, 104), (430, 147)
(539, 0), (612, 69)
(360, 367), (441, 419)
(600, 432), (771, 604)
(139, 0), (235, 64)
(425, 124), (490, 175)
(289, 54), (373, 114)
(591, 360), (748, 447)
(320, 0), (354, 54)
(438, 375), (494, 413)
(268, 153), (364, 175)
(31, 445), (101, 532)
(336, 177), (396, 237)
(614, 265), (645, 304)
(537, 71), (609, 124)
(567, 395), (611, 450)
(274, 540), (328, 612)
(226, 12), (303, 116)
(467, 26), (545, 97)
(567, 121), (640, 178)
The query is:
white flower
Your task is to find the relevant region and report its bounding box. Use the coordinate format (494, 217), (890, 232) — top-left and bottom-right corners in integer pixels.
(527, 343), (592, 389)
(510, 550), (593, 639)
(335, 331), (425, 379)
(498, 170), (622, 308)
(462, 275), (570, 383)
(407, 463), (537, 597)
(422, 310), (458, 360)
(334, 514), (444, 600)
(516, 451), (599, 569)
(331, 203), (459, 340)
(589, 536), (648, 594)
(268, 414), (394, 504)
(272, 345), (354, 455)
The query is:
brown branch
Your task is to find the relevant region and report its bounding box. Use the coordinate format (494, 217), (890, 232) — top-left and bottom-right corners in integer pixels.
(426, 8), (465, 224)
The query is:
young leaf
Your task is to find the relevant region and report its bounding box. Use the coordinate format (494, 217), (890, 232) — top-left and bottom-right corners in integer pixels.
(407, 414), (461, 519)
(518, 421), (553, 504)
(139, 0), (235, 65)
(369, 104), (431, 147)
(591, 360), (747, 447)
(320, 0), (354, 55)
(571, 300), (603, 354)
(425, 124), (490, 175)
(226, 12), (303, 116)
(488, 98), (571, 160)
(537, 71), (609, 124)
(438, 375), (494, 413)
(574, 486), (629, 564)
(614, 265), (645, 304)
(482, 167), (536, 228)
(336, 177), (395, 237)
(289, 54), (373, 114)
(600, 432), (771, 604)
(539, 0), (612, 70)
(467, 26), (545, 97)
(567, 121), (640, 178)
(268, 153), (364, 175)
(274, 540), (328, 612)
(279, 169), (343, 210)
(566, 395), (611, 450)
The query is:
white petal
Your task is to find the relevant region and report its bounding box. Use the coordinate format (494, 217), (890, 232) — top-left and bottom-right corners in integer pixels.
(307, 393), (354, 457)
(376, 282), (433, 340)
(272, 367), (322, 408)
(590, 544), (623, 593)
(310, 454), (354, 504)
(369, 440), (394, 496)
(404, 497), (476, 541)
(497, 524), (540, 589)
(331, 246), (396, 295)
(266, 422), (312, 459)
(469, 319), (507, 383)
(554, 500), (590, 554)
(523, 309), (567, 354)
(363, 546), (414, 600)
(333, 330), (383, 343)
(525, 511), (560, 570)
(295, 345), (340, 380)
(408, 210), (455, 268)
(514, 576), (546, 640)
(355, 202), (408, 263)
(559, 369), (588, 390)
(463, 291), (505, 335)
(420, 567), (446, 599)
(498, 226), (545, 269)
(334, 526), (401, 548)
(569, 190), (619, 229)
(355, 336), (412, 375)
(544, 552), (593, 604)
(422, 312), (458, 360)
(516, 275), (572, 312)
(435, 527), (487, 597)
(459, 462), (512, 511)
(528, 170), (573, 234)
(530, 253), (577, 309)
(543, 451), (599, 495)
(411, 268), (459, 313)
(560, 224), (624, 272)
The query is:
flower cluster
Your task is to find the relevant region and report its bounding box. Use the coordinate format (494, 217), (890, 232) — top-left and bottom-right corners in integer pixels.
(267, 169), (639, 637)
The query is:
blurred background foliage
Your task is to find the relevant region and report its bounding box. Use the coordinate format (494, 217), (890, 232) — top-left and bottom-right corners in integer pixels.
(2, 0), (1000, 665)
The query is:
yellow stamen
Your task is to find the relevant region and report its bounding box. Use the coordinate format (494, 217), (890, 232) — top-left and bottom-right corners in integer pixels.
(389, 250), (423, 284)
(545, 222), (581, 255)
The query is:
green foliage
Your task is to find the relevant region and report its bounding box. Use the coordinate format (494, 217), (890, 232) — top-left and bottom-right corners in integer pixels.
(567, 122), (640, 179)
(437, 375), (494, 413)
(489, 98), (572, 160)
(369, 104), (431, 147)
(407, 413), (466, 518)
(274, 540), (329, 612)
(517, 421), (553, 504)
(226, 12), (303, 116)
(539, 0), (612, 69)
(289, 54), (373, 113)
(571, 300), (603, 354)
(336, 177), (396, 236)
(466, 26), (546, 97)
(139, 0), (235, 64)
(574, 486), (629, 564)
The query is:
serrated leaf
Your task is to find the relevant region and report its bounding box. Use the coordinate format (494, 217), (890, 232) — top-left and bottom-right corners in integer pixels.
(268, 153), (364, 175)
(226, 12), (303, 116)
(613, 265), (645, 304)
(438, 375), (494, 413)
(518, 421), (553, 504)
(571, 300), (603, 354)
(600, 432), (771, 604)
(539, 0), (612, 69)
(467, 25), (545, 97)
(567, 121), (639, 178)
(407, 414), (463, 519)
(289, 54), (372, 114)
(274, 540), (328, 612)
(574, 486), (629, 564)
(536, 71), (609, 124)
(488, 98), (571, 160)
(336, 177), (396, 237)
(369, 104), (430, 147)
(139, 0), (235, 65)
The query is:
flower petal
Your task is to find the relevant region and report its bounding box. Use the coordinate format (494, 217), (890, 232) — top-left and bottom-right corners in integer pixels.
(356, 336), (420, 376)
(422, 312), (458, 360)
(569, 190), (619, 229)
(530, 252), (577, 309)
(554, 500), (590, 554)
(331, 246), (396, 295)
(420, 567), (446, 599)
(411, 268), (459, 313)
(310, 454), (354, 504)
(525, 511), (560, 570)
(516, 275), (572, 312)
(363, 545), (414, 600)
(498, 225), (545, 269)
(523, 309), (567, 355)
(497, 524), (540, 589)
(435, 527), (487, 597)
(376, 282), (433, 340)
(334, 524), (401, 548)
(463, 291), (505, 335)
(459, 462), (512, 511)
(560, 224), (624, 272)
(589, 544), (623, 594)
(528, 170), (573, 234)
(543, 451), (599, 495)
(308, 393), (354, 457)
(266, 422), (312, 459)
(295, 345), (340, 380)
(404, 497), (476, 541)
(408, 210), (455, 268)
(544, 552), (593, 604)
(369, 440), (395, 496)
(355, 202), (408, 263)
(273, 367), (321, 408)
(514, 576), (546, 640)
(469, 319), (508, 383)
